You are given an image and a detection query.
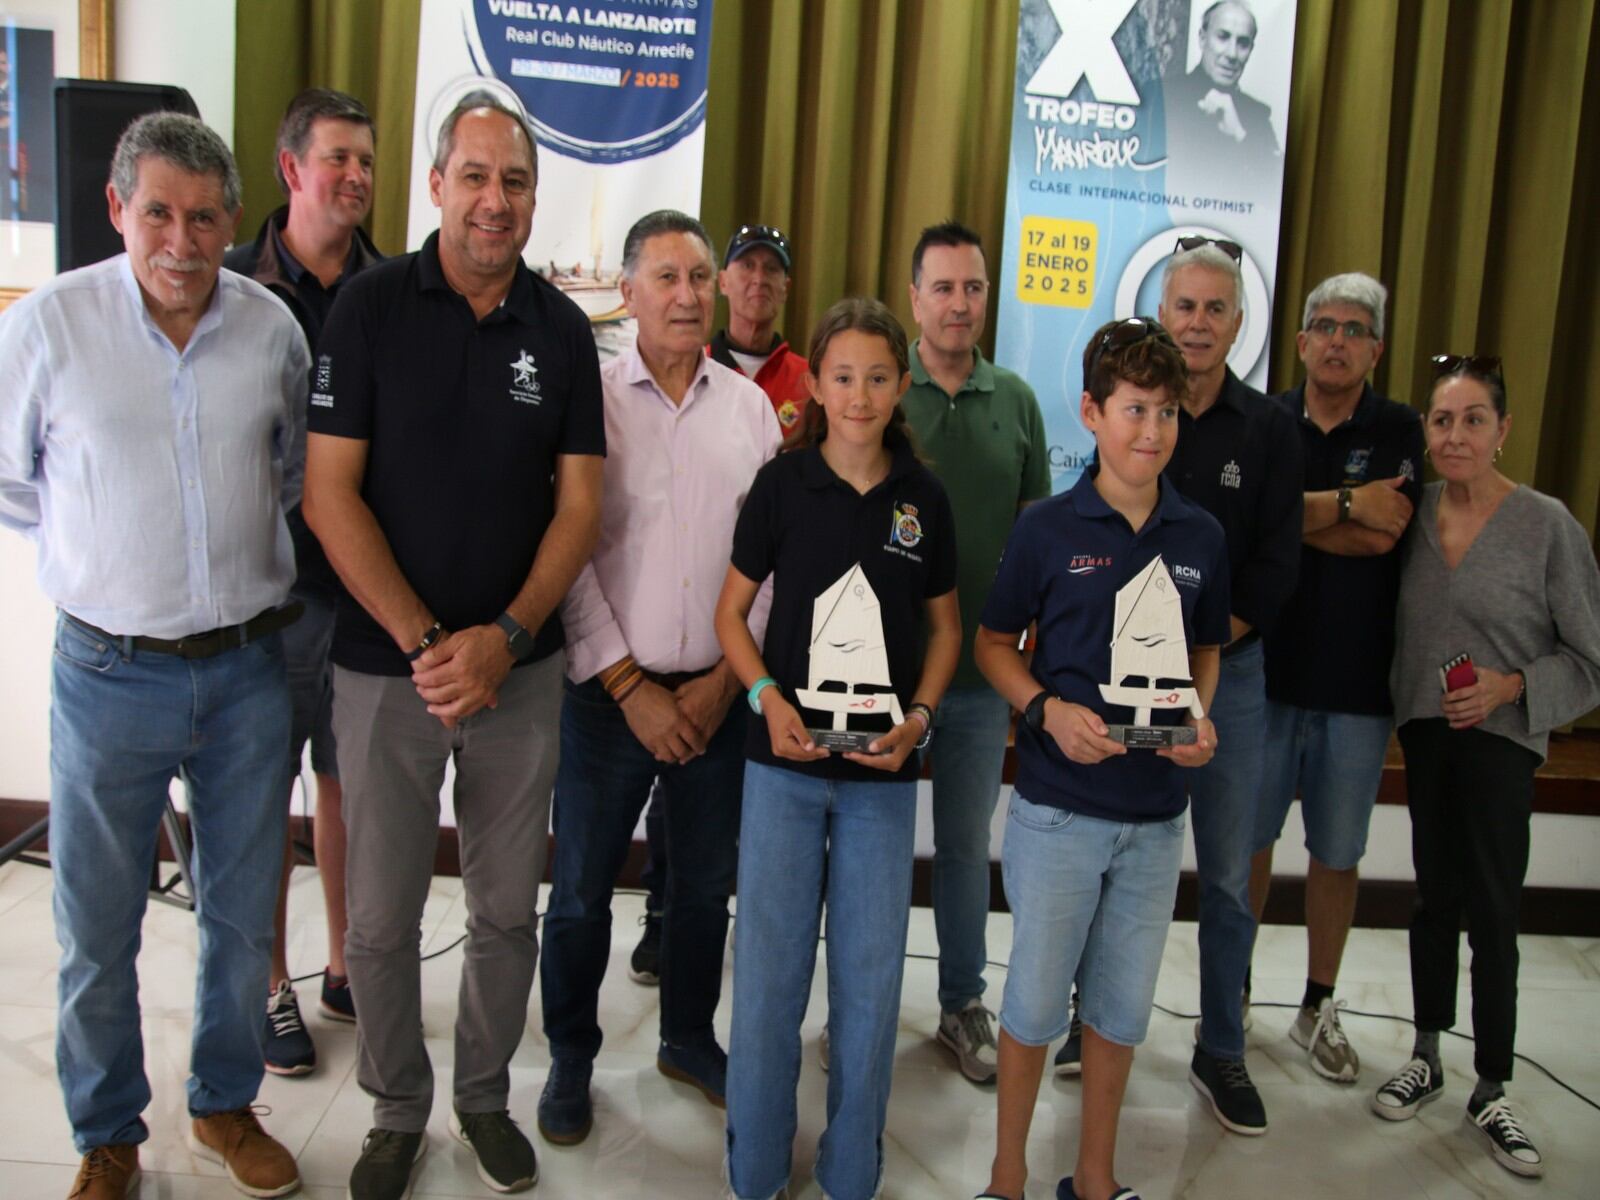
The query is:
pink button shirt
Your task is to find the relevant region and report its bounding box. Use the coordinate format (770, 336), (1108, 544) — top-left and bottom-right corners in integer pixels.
(562, 347), (782, 681)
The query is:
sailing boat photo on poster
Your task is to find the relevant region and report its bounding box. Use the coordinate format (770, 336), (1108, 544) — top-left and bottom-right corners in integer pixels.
(1098, 555), (1203, 748)
(796, 562), (906, 752)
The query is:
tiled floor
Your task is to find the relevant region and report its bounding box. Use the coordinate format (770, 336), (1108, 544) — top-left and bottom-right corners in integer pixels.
(0, 859), (1595, 1197)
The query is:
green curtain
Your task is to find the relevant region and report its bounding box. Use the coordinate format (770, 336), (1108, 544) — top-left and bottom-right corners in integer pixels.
(235, 0), (1600, 537)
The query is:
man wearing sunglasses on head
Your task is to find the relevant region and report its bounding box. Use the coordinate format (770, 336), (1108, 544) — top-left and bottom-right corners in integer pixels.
(1249, 272), (1424, 1091)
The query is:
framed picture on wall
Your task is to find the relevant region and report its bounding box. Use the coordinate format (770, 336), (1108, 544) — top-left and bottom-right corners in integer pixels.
(0, 0), (110, 309)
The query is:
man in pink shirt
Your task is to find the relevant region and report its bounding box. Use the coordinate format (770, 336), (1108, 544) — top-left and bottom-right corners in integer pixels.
(537, 210), (782, 1145)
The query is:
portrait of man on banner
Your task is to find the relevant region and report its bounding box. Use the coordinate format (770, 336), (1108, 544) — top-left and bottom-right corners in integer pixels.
(1162, 0), (1283, 193)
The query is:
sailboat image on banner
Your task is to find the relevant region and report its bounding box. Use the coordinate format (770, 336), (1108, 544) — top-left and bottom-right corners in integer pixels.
(796, 562), (906, 752)
(1098, 555), (1203, 748)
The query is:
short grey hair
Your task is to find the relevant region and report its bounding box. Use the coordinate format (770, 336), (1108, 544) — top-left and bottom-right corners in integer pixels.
(110, 111), (241, 213)
(274, 87), (373, 194)
(433, 89), (538, 179)
(621, 209), (714, 279)
(1303, 272), (1388, 339)
(1161, 243), (1243, 311)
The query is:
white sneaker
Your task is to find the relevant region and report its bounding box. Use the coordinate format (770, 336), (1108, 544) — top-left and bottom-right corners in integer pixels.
(936, 999), (998, 1084)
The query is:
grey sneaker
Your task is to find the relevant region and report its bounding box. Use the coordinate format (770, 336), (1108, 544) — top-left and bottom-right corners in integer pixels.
(936, 999), (998, 1084)
(449, 1109), (537, 1192)
(348, 1128), (425, 1200)
(818, 1027), (830, 1073)
(1290, 996), (1359, 1082)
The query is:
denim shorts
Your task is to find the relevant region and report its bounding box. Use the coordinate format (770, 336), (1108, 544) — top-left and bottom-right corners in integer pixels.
(1253, 700), (1392, 870)
(999, 794), (1185, 1048)
(283, 589), (338, 779)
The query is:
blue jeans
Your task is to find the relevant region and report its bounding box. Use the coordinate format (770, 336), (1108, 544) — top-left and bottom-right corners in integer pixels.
(1255, 701), (1393, 870)
(725, 762), (916, 1200)
(1000, 795), (1184, 1048)
(50, 613), (290, 1151)
(1188, 640), (1266, 1059)
(542, 676), (744, 1059)
(925, 685), (1011, 1011)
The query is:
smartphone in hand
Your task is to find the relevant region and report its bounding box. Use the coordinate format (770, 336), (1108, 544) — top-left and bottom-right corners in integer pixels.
(1440, 653), (1477, 692)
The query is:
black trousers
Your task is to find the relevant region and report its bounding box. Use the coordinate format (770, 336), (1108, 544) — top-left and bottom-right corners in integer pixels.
(1397, 718), (1539, 1082)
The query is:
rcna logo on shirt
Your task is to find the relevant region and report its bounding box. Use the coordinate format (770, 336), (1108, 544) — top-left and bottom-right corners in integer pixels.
(311, 354), (334, 408)
(1067, 554), (1112, 575)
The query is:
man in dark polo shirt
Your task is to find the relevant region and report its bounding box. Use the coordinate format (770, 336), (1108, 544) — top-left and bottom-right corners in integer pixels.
(1153, 236), (1302, 1136)
(303, 91), (604, 1200)
(902, 220), (1052, 1083)
(224, 86), (383, 1076)
(1250, 271), (1423, 1089)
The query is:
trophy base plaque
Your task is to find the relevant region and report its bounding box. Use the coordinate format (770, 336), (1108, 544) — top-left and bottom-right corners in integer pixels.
(1106, 723), (1197, 749)
(808, 728), (888, 753)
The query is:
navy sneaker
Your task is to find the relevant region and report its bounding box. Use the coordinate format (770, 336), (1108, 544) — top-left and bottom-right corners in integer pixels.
(262, 980), (316, 1076)
(320, 969), (356, 1023)
(1189, 1046), (1267, 1135)
(629, 911), (663, 986)
(1467, 1092), (1544, 1178)
(536, 1057), (593, 1146)
(1053, 1009), (1083, 1077)
(1371, 1057), (1443, 1121)
(657, 1036), (727, 1108)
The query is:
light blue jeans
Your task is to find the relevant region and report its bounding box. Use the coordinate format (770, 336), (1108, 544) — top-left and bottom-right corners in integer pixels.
(1255, 700), (1393, 870)
(50, 613), (290, 1151)
(925, 685), (1011, 1011)
(725, 762), (916, 1200)
(1188, 640), (1267, 1060)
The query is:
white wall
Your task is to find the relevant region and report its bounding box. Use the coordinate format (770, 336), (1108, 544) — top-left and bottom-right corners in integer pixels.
(115, 0), (236, 146)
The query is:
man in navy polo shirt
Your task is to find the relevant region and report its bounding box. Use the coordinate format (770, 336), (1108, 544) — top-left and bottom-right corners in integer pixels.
(304, 91), (604, 1200)
(1250, 272), (1423, 1087)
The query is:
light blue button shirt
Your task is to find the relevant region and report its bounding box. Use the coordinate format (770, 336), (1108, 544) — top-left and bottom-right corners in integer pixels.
(0, 255), (310, 638)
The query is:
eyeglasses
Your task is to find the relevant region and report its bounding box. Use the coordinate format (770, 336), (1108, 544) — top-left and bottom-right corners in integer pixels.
(1306, 317), (1377, 341)
(724, 224), (791, 268)
(1430, 353), (1503, 380)
(1174, 235), (1243, 262)
(1084, 316), (1177, 381)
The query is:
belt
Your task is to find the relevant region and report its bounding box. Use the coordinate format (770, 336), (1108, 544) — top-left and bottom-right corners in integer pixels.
(66, 602), (305, 660)
(641, 665), (714, 691)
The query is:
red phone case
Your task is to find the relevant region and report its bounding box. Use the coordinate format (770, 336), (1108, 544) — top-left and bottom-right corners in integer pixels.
(1441, 654), (1477, 691)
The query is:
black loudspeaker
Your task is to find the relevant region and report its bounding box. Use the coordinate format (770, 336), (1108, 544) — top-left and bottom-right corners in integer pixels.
(52, 79), (199, 273)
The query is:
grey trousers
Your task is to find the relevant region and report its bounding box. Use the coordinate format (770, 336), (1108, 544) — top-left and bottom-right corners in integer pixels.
(334, 653), (562, 1130)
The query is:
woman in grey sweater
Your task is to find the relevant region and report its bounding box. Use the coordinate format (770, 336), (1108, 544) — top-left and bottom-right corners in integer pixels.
(1373, 355), (1600, 1179)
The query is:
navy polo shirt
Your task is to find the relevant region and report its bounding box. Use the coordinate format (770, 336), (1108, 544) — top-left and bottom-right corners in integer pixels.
(1165, 368), (1303, 641)
(1264, 383), (1424, 715)
(310, 232), (605, 676)
(731, 434), (957, 782)
(981, 470), (1230, 822)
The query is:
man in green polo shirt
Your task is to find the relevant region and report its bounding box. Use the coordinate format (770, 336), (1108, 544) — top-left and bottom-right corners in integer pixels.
(903, 221), (1052, 1084)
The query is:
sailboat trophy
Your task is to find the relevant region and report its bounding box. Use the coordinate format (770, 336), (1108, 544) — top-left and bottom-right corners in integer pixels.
(795, 563), (906, 752)
(1098, 555), (1203, 748)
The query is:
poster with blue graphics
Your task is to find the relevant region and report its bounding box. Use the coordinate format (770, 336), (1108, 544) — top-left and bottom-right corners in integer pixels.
(409, 0), (714, 348)
(995, 0), (1298, 490)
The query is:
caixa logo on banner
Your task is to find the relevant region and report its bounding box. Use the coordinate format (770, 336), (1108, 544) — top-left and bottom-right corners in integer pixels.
(466, 0), (714, 163)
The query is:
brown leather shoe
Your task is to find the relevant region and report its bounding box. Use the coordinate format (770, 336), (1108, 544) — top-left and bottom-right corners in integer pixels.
(190, 1106), (301, 1197)
(67, 1144), (140, 1199)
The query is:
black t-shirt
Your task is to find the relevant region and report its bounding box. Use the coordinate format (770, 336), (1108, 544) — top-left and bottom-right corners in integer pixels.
(1166, 369), (1303, 641)
(1264, 383), (1424, 714)
(981, 470), (1231, 822)
(309, 232), (605, 675)
(731, 436), (958, 782)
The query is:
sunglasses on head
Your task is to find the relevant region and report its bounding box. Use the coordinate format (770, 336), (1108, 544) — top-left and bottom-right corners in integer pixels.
(1085, 316), (1176, 381)
(726, 224), (790, 261)
(1430, 353), (1503, 380)
(1174, 235), (1243, 262)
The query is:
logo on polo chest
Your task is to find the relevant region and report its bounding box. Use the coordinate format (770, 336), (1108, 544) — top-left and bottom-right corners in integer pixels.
(311, 354), (334, 408)
(509, 350), (541, 405)
(1343, 446), (1372, 482)
(1068, 554), (1112, 575)
(883, 501), (926, 562)
(1221, 460), (1241, 489)
(1170, 562), (1203, 588)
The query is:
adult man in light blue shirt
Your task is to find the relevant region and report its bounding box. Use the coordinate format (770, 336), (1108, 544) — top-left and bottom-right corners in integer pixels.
(0, 112), (308, 1200)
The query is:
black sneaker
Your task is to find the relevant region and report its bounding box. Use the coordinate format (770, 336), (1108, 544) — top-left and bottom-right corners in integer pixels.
(262, 980), (316, 1076)
(349, 1128), (425, 1200)
(1467, 1093), (1544, 1178)
(320, 969), (357, 1023)
(657, 1035), (728, 1108)
(450, 1109), (537, 1192)
(1371, 1057), (1443, 1121)
(1052, 1010), (1083, 1077)
(629, 911), (662, 985)
(537, 1057), (593, 1145)
(1189, 1046), (1267, 1135)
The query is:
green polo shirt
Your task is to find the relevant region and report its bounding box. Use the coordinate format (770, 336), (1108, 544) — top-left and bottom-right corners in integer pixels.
(903, 339), (1052, 688)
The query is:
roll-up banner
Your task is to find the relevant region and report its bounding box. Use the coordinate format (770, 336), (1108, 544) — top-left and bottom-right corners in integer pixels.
(996, 0), (1298, 489)
(409, 0), (715, 351)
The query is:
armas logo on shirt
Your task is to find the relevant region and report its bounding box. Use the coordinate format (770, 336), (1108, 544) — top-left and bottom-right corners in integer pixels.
(884, 501), (925, 561)
(509, 350), (541, 405)
(1068, 554), (1112, 575)
(311, 354), (334, 408)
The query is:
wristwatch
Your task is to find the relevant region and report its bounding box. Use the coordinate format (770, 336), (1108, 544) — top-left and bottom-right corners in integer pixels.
(1336, 487), (1353, 523)
(1022, 690), (1055, 734)
(494, 611), (533, 661)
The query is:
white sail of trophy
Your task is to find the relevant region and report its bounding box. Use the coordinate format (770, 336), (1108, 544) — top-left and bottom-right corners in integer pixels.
(796, 562), (906, 733)
(1098, 555), (1204, 726)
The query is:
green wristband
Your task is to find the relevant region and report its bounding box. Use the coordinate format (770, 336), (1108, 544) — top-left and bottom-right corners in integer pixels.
(747, 676), (778, 714)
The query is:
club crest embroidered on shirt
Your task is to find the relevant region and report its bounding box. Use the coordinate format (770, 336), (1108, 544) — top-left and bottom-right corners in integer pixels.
(509, 350), (541, 404)
(1398, 456), (1416, 482)
(890, 502), (924, 549)
(1220, 459), (1241, 489)
(1343, 447), (1372, 482)
(777, 399), (800, 429)
(311, 354), (334, 408)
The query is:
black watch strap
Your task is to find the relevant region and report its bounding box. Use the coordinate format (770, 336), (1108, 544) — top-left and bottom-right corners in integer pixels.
(1337, 487), (1353, 523)
(495, 611), (532, 661)
(1023, 690), (1053, 733)
(405, 620), (444, 662)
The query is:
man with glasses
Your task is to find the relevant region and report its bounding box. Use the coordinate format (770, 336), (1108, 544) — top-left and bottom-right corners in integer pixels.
(1250, 272), (1424, 1087)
